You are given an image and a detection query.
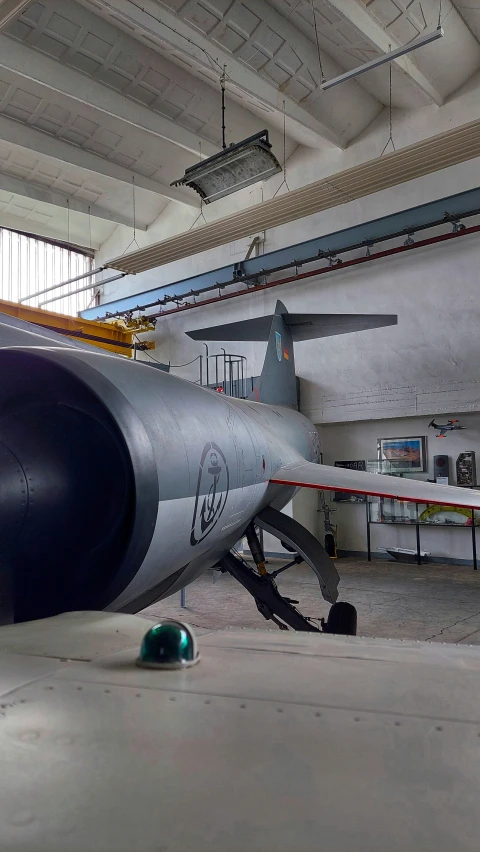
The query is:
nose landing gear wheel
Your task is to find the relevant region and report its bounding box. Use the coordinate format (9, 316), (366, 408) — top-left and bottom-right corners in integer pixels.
(322, 602), (357, 636)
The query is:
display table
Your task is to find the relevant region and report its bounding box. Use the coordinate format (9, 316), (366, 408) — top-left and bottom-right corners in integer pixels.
(365, 496), (478, 569)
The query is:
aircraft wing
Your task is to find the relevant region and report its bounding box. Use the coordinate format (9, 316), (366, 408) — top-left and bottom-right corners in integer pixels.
(271, 460), (480, 510)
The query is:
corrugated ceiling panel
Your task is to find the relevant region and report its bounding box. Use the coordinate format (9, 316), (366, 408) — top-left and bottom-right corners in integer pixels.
(107, 119), (480, 275)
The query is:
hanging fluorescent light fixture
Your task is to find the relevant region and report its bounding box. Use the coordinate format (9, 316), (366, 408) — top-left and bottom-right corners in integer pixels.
(171, 67), (281, 203)
(321, 26), (444, 91)
(171, 130), (282, 204)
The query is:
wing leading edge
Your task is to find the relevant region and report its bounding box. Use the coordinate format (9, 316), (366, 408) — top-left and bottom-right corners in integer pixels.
(271, 461), (480, 511)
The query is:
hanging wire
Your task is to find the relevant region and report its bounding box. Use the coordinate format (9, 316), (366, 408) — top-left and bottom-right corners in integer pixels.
(438, 0), (442, 27)
(272, 100), (291, 198)
(244, 0), (303, 64)
(169, 355), (203, 369)
(132, 174), (138, 247)
(381, 46), (396, 156)
(220, 65), (227, 149)
(188, 196), (208, 230)
(120, 175), (142, 256)
(311, 0), (325, 85)
(133, 334), (202, 369)
(67, 197), (71, 279)
(88, 205), (92, 253)
(440, 3), (455, 25)
(123, 0), (226, 76)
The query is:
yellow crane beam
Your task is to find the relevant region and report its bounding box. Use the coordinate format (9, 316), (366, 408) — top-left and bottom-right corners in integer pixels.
(0, 299), (155, 357)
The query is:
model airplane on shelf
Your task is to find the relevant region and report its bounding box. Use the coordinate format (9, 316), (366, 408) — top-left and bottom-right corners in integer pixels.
(2, 302), (480, 633)
(429, 418), (466, 437)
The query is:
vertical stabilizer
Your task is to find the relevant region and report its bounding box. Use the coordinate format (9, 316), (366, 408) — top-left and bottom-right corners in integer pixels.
(252, 301), (297, 408)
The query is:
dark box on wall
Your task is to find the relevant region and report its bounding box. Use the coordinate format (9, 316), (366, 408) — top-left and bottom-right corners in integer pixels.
(456, 452), (476, 487)
(433, 455), (449, 484)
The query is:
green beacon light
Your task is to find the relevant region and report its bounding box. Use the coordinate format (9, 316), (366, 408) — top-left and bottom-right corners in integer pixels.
(136, 620), (200, 670)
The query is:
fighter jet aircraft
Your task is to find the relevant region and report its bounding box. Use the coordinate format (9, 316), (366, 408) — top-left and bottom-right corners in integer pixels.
(2, 301), (480, 632)
(429, 418), (466, 437)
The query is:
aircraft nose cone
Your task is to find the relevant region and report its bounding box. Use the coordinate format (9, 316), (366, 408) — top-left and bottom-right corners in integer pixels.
(0, 443), (28, 553)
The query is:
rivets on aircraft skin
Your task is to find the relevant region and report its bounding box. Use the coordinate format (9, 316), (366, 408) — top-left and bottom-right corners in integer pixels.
(103, 689), (111, 694)
(169, 696), (176, 702)
(276, 708), (284, 713)
(55, 735), (74, 746)
(136, 693), (141, 698)
(314, 712), (322, 718)
(435, 726), (443, 732)
(10, 811), (35, 827)
(204, 699), (211, 705)
(240, 704), (247, 709)
(353, 717), (361, 722)
(76, 686), (82, 691)
(394, 722), (402, 727)
(18, 731), (40, 742)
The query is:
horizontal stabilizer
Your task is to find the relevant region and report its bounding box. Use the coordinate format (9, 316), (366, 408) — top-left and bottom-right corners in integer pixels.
(187, 313), (397, 342)
(271, 460), (480, 510)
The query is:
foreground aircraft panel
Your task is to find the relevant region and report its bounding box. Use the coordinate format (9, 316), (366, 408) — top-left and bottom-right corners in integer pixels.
(0, 612), (479, 851)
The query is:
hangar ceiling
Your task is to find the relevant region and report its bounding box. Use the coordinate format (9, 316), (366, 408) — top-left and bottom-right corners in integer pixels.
(0, 0), (479, 247)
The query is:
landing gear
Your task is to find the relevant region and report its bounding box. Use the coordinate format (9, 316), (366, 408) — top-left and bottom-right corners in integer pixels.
(322, 601), (357, 637)
(219, 517), (357, 636)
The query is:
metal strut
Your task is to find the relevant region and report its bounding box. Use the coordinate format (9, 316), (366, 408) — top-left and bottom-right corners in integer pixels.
(219, 551), (321, 632)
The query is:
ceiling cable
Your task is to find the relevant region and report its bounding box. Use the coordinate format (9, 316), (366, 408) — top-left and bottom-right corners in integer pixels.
(244, 0), (303, 64)
(120, 176), (142, 257)
(132, 175), (138, 248)
(311, 0), (326, 85)
(67, 197), (71, 279)
(88, 205), (92, 253)
(272, 100), (291, 198)
(220, 65), (227, 149)
(124, 0), (226, 77)
(381, 47), (396, 156)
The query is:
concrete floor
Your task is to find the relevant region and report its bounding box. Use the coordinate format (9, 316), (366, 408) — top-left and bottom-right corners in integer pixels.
(140, 557), (480, 644)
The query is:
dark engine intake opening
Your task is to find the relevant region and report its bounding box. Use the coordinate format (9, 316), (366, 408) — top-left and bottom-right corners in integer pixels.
(0, 351), (136, 622)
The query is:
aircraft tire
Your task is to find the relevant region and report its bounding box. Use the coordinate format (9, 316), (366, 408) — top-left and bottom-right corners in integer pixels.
(324, 602), (357, 636)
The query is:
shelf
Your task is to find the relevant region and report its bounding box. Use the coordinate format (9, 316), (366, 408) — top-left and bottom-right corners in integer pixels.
(369, 521), (474, 528)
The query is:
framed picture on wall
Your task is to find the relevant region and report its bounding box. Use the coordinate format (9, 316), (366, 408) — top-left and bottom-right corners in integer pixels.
(377, 436), (427, 473)
(333, 460), (367, 502)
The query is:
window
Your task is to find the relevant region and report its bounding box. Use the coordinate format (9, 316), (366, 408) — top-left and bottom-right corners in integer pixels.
(0, 228), (94, 316)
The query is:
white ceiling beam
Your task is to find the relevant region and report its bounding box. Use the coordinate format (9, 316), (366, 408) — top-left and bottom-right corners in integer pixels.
(92, 0), (343, 149)
(0, 211), (106, 248)
(319, 0), (443, 106)
(0, 172), (146, 229)
(0, 115), (200, 208)
(0, 0), (32, 31)
(0, 33), (218, 159)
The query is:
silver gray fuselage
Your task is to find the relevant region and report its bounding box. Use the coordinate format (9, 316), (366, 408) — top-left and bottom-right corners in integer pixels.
(0, 344), (319, 616)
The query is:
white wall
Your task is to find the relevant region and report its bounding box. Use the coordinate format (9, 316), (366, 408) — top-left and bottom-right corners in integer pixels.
(123, 223), (480, 426)
(319, 413), (480, 562)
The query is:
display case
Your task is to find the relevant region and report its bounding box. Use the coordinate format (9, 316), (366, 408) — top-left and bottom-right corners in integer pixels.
(367, 496), (478, 527)
(365, 493), (478, 567)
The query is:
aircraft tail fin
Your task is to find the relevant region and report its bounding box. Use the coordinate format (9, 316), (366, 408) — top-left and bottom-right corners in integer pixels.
(254, 301), (297, 408)
(186, 302), (397, 409)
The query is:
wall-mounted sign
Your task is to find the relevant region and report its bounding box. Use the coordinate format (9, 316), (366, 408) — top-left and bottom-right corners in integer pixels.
(333, 460), (367, 503)
(377, 436), (427, 472)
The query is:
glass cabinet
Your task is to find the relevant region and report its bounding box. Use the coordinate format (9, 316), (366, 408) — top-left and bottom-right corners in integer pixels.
(365, 494), (478, 567)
